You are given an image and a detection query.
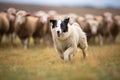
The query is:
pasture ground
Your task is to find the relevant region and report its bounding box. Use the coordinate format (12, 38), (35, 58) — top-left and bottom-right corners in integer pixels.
(0, 35), (120, 80)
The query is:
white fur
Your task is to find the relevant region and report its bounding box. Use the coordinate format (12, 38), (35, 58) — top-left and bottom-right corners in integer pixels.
(51, 21), (88, 61)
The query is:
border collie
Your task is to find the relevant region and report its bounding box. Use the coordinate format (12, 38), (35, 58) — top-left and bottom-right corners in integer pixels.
(50, 18), (88, 61)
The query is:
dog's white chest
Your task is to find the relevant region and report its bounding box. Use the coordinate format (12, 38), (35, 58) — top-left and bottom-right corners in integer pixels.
(56, 39), (72, 52)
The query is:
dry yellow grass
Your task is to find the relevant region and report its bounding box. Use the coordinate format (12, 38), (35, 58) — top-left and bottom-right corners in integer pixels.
(0, 35), (120, 80)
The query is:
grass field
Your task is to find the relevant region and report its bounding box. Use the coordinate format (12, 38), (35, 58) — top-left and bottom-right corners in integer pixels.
(0, 35), (120, 80)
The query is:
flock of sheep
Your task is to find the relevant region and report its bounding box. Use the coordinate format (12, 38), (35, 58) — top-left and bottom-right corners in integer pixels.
(0, 7), (120, 49)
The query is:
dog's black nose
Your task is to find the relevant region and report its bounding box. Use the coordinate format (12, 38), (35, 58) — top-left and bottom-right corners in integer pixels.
(57, 31), (60, 34)
(57, 31), (60, 37)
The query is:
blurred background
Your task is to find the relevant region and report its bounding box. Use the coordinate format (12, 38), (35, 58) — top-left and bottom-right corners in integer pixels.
(0, 0), (120, 15)
(0, 0), (120, 80)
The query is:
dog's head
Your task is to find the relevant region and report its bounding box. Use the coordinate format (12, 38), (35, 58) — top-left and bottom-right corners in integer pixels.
(50, 18), (70, 38)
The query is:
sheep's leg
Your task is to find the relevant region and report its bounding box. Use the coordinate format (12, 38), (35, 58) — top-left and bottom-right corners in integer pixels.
(90, 36), (95, 44)
(46, 35), (53, 46)
(22, 38), (28, 50)
(28, 38), (30, 47)
(110, 35), (116, 43)
(109, 34), (114, 43)
(0, 35), (2, 44)
(11, 33), (16, 44)
(43, 36), (49, 45)
(6, 33), (15, 44)
(63, 47), (76, 62)
(34, 38), (40, 46)
(99, 34), (103, 46)
(6, 34), (11, 43)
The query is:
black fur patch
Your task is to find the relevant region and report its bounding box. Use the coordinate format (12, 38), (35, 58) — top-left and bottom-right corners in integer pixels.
(50, 20), (57, 29)
(60, 18), (69, 32)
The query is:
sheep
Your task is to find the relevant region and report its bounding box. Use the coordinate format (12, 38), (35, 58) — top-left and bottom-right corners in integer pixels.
(76, 16), (92, 42)
(48, 10), (57, 18)
(86, 19), (100, 44)
(94, 15), (105, 45)
(14, 10), (38, 49)
(0, 11), (9, 44)
(101, 12), (119, 43)
(84, 14), (95, 20)
(114, 15), (120, 31)
(5, 8), (17, 43)
(34, 11), (53, 45)
(77, 15), (104, 45)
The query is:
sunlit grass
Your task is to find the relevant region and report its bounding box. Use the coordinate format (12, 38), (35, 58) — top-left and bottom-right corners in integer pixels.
(0, 35), (120, 80)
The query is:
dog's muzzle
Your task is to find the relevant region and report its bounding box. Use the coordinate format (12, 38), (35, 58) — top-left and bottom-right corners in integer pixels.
(57, 31), (60, 37)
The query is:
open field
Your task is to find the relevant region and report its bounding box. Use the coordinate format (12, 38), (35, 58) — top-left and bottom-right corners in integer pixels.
(0, 34), (120, 80)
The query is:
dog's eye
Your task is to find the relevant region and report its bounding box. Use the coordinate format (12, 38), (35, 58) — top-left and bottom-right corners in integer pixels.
(60, 22), (68, 32)
(61, 23), (65, 29)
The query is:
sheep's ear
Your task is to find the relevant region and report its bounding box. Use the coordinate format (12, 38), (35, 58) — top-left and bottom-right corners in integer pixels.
(3, 9), (7, 13)
(12, 13), (16, 16)
(64, 18), (70, 24)
(26, 13), (31, 16)
(50, 20), (57, 28)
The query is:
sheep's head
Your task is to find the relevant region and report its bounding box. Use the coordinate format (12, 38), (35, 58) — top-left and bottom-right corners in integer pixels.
(85, 14), (94, 20)
(102, 12), (113, 22)
(34, 11), (48, 23)
(87, 20), (99, 35)
(67, 13), (78, 25)
(15, 10), (31, 25)
(7, 8), (17, 21)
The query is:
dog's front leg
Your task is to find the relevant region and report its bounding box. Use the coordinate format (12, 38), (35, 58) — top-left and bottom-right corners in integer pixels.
(56, 48), (64, 59)
(63, 47), (77, 62)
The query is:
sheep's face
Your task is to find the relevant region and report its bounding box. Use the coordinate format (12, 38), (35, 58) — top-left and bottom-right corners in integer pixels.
(85, 14), (94, 20)
(7, 13), (16, 21)
(40, 14), (48, 23)
(16, 11), (29, 25)
(16, 14), (26, 25)
(103, 13), (113, 22)
(50, 18), (69, 38)
(104, 16), (113, 22)
(88, 20), (99, 35)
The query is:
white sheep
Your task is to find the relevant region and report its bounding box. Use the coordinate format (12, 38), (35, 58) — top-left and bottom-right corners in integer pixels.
(0, 11), (9, 44)
(5, 8), (17, 43)
(14, 10), (38, 49)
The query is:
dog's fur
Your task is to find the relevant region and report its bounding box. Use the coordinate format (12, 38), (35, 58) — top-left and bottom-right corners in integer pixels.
(50, 18), (88, 61)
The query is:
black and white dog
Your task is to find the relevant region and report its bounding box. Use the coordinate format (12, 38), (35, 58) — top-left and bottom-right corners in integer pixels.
(50, 18), (88, 61)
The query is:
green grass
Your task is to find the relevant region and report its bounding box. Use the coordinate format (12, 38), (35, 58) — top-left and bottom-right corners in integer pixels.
(0, 35), (120, 80)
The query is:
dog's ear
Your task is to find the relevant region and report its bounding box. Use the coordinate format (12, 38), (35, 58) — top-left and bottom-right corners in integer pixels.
(50, 20), (56, 23)
(64, 18), (70, 24)
(50, 20), (57, 28)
